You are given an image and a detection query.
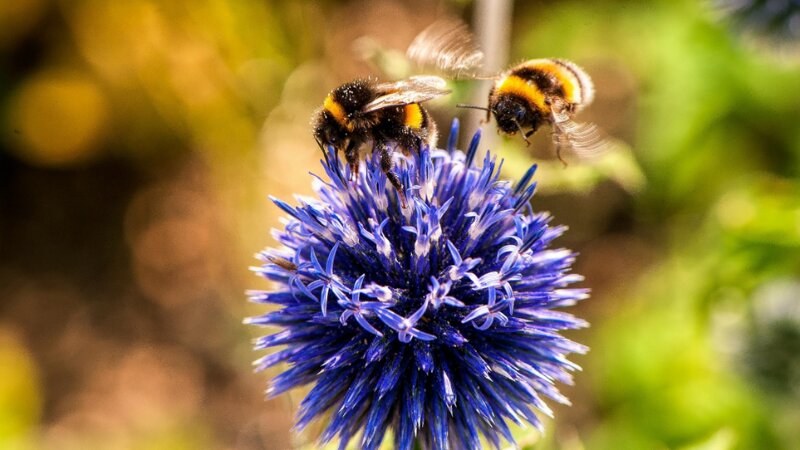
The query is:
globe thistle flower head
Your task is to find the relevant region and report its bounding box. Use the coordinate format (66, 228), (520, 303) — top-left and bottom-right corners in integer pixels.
(248, 120), (589, 450)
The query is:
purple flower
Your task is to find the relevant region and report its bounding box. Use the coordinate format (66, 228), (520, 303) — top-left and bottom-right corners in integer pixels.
(247, 120), (589, 450)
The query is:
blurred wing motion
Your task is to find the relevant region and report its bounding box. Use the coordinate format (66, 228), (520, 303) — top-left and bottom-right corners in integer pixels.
(406, 19), (485, 77)
(364, 76), (451, 113)
(550, 99), (610, 159)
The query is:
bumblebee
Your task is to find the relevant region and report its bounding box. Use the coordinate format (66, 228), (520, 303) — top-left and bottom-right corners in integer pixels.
(312, 76), (449, 205)
(407, 20), (607, 162)
(486, 58), (603, 162)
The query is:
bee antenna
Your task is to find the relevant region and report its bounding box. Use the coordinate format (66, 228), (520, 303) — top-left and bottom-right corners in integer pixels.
(456, 103), (491, 113)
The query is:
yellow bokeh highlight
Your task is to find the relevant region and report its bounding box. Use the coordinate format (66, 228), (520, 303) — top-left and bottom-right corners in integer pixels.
(68, 0), (167, 84)
(8, 70), (109, 166)
(0, 328), (41, 446)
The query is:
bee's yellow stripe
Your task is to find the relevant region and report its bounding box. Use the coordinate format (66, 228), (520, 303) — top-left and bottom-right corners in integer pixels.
(524, 59), (580, 104)
(323, 94), (353, 131)
(495, 75), (548, 112)
(404, 104), (423, 129)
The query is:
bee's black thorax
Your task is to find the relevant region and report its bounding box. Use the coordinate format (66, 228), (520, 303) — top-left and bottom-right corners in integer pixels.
(331, 79), (376, 115)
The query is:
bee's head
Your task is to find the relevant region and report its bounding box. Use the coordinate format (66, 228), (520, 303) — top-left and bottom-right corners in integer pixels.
(492, 95), (540, 135)
(313, 79), (375, 152)
(313, 109), (350, 152)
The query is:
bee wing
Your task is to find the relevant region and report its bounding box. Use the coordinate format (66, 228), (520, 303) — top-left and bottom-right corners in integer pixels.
(550, 100), (610, 159)
(363, 76), (451, 113)
(406, 19), (484, 78)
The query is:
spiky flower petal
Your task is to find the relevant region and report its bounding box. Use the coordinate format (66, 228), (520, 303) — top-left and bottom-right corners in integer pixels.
(248, 120), (589, 450)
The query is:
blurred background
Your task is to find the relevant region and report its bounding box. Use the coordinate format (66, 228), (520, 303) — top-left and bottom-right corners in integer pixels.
(2, 0), (800, 449)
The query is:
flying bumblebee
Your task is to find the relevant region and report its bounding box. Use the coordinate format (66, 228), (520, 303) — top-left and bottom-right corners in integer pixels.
(407, 20), (608, 163)
(312, 75), (449, 206)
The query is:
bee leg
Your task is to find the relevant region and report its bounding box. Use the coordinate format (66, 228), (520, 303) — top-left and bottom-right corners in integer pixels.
(555, 144), (568, 168)
(344, 140), (359, 182)
(519, 129), (533, 147)
(484, 88), (495, 124)
(551, 129), (569, 168)
(479, 109), (491, 125)
(378, 144), (406, 208)
(513, 120), (531, 147)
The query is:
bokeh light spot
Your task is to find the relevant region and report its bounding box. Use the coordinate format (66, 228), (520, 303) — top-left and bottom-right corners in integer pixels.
(7, 70), (109, 167)
(0, 327), (41, 440)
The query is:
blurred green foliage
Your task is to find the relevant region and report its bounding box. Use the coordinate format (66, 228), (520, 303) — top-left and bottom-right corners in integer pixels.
(510, 1), (800, 449)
